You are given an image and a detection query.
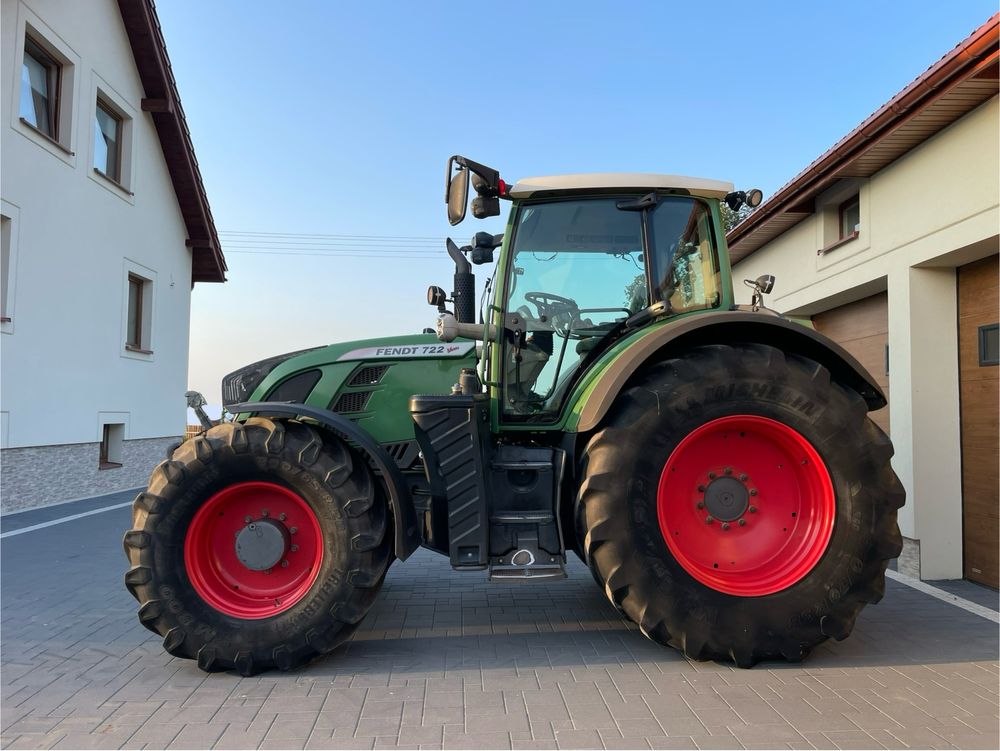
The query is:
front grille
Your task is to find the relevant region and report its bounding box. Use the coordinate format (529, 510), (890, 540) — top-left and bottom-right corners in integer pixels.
(349, 364), (390, 386)
(333, 391), (372, 413)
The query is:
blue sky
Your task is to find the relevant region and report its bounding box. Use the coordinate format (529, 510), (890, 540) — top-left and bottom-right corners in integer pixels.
(155, 1), (998, 399)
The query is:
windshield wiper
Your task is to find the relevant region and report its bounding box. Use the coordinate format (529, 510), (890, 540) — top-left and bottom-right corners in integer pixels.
(616, 192), (659, 211)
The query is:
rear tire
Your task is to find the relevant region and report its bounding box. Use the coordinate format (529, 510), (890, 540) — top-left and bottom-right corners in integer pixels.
(123, 418), (392, 675)
(576, 343), (904, 667)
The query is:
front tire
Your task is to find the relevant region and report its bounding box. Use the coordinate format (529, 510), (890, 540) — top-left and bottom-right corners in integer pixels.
(123, 418), (392, 675)
(576, 343), (904, 667)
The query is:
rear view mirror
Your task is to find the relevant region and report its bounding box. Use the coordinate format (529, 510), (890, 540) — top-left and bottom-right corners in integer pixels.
(446, 157), (469, 226)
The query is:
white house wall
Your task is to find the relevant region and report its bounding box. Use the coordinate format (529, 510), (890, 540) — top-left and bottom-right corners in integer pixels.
(733, 96), (1000, 581)
(1, 0), (196, 508)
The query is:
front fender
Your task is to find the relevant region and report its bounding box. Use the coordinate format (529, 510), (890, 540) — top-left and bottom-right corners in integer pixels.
(567, 310), (886, 433)
(230, 401), (419, 560)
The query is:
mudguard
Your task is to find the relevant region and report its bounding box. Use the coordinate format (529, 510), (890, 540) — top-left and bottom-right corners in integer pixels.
(229, 401), (420, 560)
(572, 310), (886, 433)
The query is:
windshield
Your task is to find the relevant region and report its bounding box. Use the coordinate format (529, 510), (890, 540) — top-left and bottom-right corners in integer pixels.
(501, 196), (720, 420)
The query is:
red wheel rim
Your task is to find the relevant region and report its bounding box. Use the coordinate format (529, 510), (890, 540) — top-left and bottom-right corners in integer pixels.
(657, 415), (834, 597)
(184, 481), (324, 618)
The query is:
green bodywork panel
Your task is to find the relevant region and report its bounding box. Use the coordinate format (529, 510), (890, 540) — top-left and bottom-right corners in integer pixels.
(247, 334), (476, 445)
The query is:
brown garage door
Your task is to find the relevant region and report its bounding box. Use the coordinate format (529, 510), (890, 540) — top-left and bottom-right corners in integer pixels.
(812, 293), (890, 436)
(958, 254), (999, 589)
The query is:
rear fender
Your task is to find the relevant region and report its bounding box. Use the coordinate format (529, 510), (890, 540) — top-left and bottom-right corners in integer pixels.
(572, 310), (886, 433)
(229, 402), (419, 560)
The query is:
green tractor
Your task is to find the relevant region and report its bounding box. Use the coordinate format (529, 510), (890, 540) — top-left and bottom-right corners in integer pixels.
(124, 156), (904, 675)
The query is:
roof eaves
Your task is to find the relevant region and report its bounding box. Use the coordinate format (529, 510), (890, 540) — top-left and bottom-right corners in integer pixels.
(727, 14), (999, 263)
(116, 0), (227, 283)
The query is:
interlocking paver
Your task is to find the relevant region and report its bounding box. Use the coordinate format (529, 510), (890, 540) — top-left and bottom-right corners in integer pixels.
(2, 499), (998, 750)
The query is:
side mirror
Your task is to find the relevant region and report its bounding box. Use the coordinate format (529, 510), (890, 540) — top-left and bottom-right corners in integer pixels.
(446, 157), (469, 226)
(755, 274), (775, 294)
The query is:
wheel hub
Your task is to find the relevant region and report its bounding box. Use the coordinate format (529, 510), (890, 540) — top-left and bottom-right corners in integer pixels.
(235, 518), (290, 571)
(703, 477), (749, 521)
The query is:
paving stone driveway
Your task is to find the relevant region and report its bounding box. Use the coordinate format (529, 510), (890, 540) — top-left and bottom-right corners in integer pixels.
(1, 493), (998, 750)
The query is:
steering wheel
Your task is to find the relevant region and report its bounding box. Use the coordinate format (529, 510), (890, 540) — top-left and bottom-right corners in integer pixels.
(524, 291), (580, 333)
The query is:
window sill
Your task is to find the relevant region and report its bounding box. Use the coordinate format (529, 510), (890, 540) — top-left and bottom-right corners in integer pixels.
(18, 117), (74, 155)
(125, 344), (153, 355)
(98, 462), (122, 471)
(818, 230), (859, 256)
(93, 168), (133, 195)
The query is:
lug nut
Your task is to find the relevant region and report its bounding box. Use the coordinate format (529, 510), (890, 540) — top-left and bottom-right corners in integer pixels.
(290, 544), (299, 552)
(696, 501), (705, 509)
(722, 522), (730, 531)
(289, 527), (298, 535)
(279, 512), (287, 521)
(705, 515), (714, 524)
(749, 506), (757, 513)
(281, 560), (289, 568)
(739, 473), (748, 482)
(738, 519), (746, 526)
(749, 489), (758, 497)
(261, 509), (269, 517)
(697, 485), (706, 493)
(708, 472), (717, 479)
(244, 516), (252, 524)
(264, 568), (272, 575)
(724, 467), (732, 475)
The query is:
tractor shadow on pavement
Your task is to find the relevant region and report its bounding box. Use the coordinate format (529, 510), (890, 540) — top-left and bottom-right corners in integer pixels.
(290, 548), (1000, 679)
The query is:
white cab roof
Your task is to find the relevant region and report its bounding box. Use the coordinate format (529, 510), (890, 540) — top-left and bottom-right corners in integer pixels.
(508, 173), (733, 200)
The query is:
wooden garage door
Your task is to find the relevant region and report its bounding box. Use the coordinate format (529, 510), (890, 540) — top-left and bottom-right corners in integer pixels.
(958, 254), (999, 589)
(812, 293), (890, 436)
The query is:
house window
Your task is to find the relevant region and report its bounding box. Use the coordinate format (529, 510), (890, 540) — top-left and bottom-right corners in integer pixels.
(980, 323), (999, 367)
(840, 196), (860, 239)
(1, 216), (11, 323)
(20, 36), (59, 139)
(94, 99), (122, 181)
(99, 423), (124, 469)
(125, 273), (151, 352)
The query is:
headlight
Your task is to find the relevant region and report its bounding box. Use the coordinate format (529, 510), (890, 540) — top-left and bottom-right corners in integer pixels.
(221, 348), (321, 408)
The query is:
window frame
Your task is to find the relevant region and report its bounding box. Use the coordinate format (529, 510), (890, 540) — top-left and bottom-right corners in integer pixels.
(979, 323), (999, 367)
(1, 201), (20, 333)
(838, 195), (860, 240)
(87, 77), (136, 198)
(12, 15), (79, 162)
(20, 35), (60, 140)
(122, 261), (155, 360)
(125, 272), (147, 352)
(94, 96), (123, 182)
(99, 422), (124, 469)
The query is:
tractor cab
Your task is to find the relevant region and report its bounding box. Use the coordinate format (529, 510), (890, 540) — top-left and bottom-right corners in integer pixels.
(436, 157), (758, 421)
